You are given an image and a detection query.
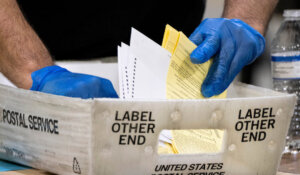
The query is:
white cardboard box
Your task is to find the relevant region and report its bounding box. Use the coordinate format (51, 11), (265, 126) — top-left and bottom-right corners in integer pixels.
(0, 82), (296, 175)
(0, 61), (297, 175)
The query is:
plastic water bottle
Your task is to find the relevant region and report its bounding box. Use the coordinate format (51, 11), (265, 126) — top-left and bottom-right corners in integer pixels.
(271, 9), (300, 153)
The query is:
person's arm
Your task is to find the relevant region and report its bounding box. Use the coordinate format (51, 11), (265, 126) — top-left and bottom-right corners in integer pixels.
(222, 0), (278, 35)
(189, 0), (278, 97)
(0, 0), (117, 99)
(0, 0), (53, 89)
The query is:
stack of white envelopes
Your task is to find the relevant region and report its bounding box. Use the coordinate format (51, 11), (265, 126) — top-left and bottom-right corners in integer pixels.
(117, 28), (171, 99)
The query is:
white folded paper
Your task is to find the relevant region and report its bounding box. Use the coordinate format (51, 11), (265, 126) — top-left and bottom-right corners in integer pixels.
(117, 28), (171, 99)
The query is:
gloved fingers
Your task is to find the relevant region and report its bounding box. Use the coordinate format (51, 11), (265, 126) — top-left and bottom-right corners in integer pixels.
(64, 75), (119, 99)
(209, 22), (264, 92)
(190, 36), (220, 64)
(201, 58), (229, 98)
(188, 18), (220, 45)
(31, 65), (69, 91)
(32, 67), (119, 99)
(201, 43), (235, 97)
(98, 78), (119, 98)
(225, 47), (256, 88)
(189, 28), (204, 45)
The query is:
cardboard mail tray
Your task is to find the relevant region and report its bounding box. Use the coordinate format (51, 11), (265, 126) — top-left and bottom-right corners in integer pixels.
(0, 82), (296, 175)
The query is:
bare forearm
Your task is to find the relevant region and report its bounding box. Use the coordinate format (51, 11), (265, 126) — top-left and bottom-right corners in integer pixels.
(0, 0), (53, 89)
(222, 0), (278, 34)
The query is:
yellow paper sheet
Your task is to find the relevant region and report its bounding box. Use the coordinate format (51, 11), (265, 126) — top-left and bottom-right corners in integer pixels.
(171, 129), (224, 154)
(162, 25), (227, 99)
(157, 143), (176, 154)
(157, 129), (225, 154)
(162, 24), (180, 54)
(158, 25), (227, 155)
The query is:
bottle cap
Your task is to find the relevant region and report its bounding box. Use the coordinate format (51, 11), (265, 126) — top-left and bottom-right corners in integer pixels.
(283, 9), (300, 18)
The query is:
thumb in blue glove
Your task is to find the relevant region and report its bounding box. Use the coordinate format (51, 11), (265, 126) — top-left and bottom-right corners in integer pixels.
(30, 65), (118, 99)
(189, 18), (265, 97)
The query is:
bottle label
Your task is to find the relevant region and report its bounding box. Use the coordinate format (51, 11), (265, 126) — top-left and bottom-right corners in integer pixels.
(272, 55), (300, 79)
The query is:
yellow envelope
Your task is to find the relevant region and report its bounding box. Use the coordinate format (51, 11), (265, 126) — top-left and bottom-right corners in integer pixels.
(171, 129), (225, 154)
(162, 25), (227, 99)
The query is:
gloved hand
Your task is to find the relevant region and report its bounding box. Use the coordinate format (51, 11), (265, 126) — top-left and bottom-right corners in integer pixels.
(30, 65), (118, 99)
(189, 18), (265, 97)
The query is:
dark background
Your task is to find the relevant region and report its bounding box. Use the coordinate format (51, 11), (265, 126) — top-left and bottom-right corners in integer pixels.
(17, 1), (205, 60)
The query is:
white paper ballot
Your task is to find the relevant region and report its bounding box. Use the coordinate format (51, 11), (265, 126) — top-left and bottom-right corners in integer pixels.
(129, 28), (171, 99)
(118, 43), (131, 99)
(117, 46), (125, 98)
(159, 130), (172, 144)
(118, 28), (171, 99)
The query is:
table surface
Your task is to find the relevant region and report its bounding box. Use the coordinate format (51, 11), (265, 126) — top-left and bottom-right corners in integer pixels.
(1, 153), (299, 175)
(278, 153), (300, 174)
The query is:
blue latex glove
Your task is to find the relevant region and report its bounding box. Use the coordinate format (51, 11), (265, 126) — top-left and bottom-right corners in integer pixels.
(189, 18), (265, 97)
(0, 160), (30, 172)
(30, 65), (118, 99)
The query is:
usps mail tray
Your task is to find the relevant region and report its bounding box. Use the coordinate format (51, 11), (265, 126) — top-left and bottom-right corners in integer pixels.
(0, 82), (296, 175)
